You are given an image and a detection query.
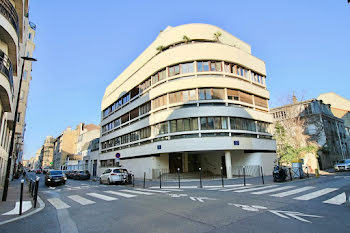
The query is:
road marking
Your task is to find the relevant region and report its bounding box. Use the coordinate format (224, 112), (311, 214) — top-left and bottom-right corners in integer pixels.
(205, 187), (223, 191)
(2, 201), (32, 215)
(251, 186), (295, 195)
(47, 198), (70, 209)
(271, 186), (315, 197)
(234, 185), (278, 193)
(189, 197), (216, 203)
(294, 188), (338, 201)
(219, 186), (257, 192)
(149, 186), (197, 189)
(120, 190), (154, 195)
(169, 194), (188, 198)
(68, 195), (96, 205)
(86, 193), (118, 201)
(104, 191), (137, 198)
(323, 192), (346, 205)
(135, 188), (170, 193)
(203, 184), (250, 188)
(269, 210), (323, 223)
(161, 189), (184, 192)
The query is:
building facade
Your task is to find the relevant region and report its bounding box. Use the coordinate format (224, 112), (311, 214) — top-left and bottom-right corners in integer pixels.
(271, 98), (350, 170)
(0, 0), (35, 184)
(100, 24), (276, 179)
(40, 136), (55, 168)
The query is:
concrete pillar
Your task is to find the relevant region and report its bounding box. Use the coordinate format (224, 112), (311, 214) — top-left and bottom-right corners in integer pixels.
(182, 152), (188, 172)
(225, 151), (232, 178)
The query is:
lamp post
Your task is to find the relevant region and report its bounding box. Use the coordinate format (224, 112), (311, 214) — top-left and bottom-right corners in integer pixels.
(2, 56), (37, 201)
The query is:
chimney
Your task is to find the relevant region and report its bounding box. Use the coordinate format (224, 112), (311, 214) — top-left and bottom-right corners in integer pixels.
(292, 93), (298, 104)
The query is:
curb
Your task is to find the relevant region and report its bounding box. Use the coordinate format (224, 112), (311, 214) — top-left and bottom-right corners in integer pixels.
(0, 195), (45, 226)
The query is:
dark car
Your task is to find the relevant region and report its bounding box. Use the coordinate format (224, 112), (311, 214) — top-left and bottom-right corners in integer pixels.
(74, 170), (90, 180)
(66, 170), (77, 179)
(35, 169), (42, 174)
(45, 170), (67, 186)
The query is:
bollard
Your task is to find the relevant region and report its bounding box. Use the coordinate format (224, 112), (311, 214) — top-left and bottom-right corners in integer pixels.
(315, 168), (320, 178)
(132, 175), (135, 187)
(177, 168), (180, 189)
(19, 179), (24, 215)
(243, 166), (246, 186)
(221, 167), (224, 188)
(199, 168), (202, 188)
(289, 168), (293, 181)
(33, 177), (40, 208)
(159, 171), (162, 189)
(143, 172), (146, 189)
(31, 181), (35, 197)
(306, 166), (309, 178)
(260, 166), (265, 185)
(28, 180), (32, 192)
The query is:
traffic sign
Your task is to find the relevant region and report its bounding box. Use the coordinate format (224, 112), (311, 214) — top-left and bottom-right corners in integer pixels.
(115, 153), (120, 158)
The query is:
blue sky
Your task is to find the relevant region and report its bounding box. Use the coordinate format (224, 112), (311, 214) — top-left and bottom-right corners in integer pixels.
(23, 0), (350, 159)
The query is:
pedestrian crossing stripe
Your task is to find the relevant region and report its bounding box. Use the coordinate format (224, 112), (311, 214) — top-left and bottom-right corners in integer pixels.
(48, 198), (71, 209)
(68, 195), (96, 205)
(251, 186), (295, 195)
(135, 188), (170, 193)
(293, 188), (338, 201)
(322, 192), (346, 205)
(270, 186), (315, 197)
(234, 185), (278, 193)
(120, 189), (154, 195)
(86, 193), (118, 201)
(104, 191), (137, 198)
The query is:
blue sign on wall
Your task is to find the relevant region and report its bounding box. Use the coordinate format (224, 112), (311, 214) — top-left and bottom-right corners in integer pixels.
(234, 141), (240, 146)
(157, 145), (161, 150)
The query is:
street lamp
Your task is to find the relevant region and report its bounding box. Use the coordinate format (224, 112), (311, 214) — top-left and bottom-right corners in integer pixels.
(2, 56), (37, 201)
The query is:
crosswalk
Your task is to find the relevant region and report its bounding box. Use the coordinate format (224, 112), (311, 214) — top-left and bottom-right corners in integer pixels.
(204, 185), (348, 206)
(46, 188), (170, 210)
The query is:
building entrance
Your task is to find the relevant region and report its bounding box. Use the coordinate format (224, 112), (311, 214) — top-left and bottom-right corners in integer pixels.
(169, 153), (182, 173)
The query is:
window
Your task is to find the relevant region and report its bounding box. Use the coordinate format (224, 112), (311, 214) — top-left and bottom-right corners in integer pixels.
(199, 88), (224, 100)
(154, 122), (168, 136)
(121, 113), (129, 124)
(152, 69), (167, 84)
(140, 127), (151, 139)
(139, 78), (151, 93)
(254, 96), (268, 108)
(210, 61), (222, 72)
(197, 61), (210, 72)
(168, 65), (180, 77)
(29, 33), (32, 39)
(230, 118), (256, 131)
(227, 89), (239, 101)
(257, 121), (270, 133)
(17, 113), (21, 122)
(139, 102), (151, 115)
(122, 93), (130, 104)
(181, 62), (194, 74)
(200, 117), (215, 130)
(130, 131), (140, 142)
(152, 95), (167, 109)
(130, 108), (139, 120)
(170, 118), (198, 133)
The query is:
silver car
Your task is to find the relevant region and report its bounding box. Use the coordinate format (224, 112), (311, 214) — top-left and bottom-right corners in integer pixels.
(334, 159), (350, 172)
(99, 168), (129, 185)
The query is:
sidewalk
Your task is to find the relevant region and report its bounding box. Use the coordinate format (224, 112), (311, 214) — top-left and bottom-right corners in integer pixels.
(0, 177), (42, 224)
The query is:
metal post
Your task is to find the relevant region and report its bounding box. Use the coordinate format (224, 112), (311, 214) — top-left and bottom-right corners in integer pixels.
(199, 168), (202, 188)
(306, 166), (309, 178)
(132, 175), (135, 187)
(289, 168), (293, 181)
(260, 166), (264, 185)
(31, 181), (34, 197)
(19, 179), (24, 215)
(299, 167), (302, 179)
(33, 177), (39, 208)
(177, 168), (180, 189)
(143, 172), (146, 189)
(159, 171), (162, 189)
(28, 180), (32, 192)
(243, 166), (246, 186)
(221, 167), (224, 187)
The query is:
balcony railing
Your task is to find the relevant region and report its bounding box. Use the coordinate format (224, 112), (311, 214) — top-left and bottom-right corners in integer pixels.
(29, 21), (36, 30)
(0, 49), (14, 92)
(0, 0), (19, 34)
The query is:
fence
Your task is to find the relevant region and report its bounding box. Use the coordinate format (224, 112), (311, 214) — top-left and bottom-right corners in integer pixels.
(151, 168), (224, 181)
(231, 165), (261, 177)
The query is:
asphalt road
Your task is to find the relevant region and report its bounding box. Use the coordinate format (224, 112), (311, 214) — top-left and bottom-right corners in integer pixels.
(1, 172), (350, 233)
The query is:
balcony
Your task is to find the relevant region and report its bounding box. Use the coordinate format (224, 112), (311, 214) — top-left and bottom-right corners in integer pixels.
(0, 49), (13, 90)
(0, 0), (19, 34)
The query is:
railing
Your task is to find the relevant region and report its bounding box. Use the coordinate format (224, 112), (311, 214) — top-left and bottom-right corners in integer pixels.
(0, 0), (19, 34)
(0, 49), (14, 91)
(29, 21), (36, 30)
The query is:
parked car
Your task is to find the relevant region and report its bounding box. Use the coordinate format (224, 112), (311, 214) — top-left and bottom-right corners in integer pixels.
(45, 170), (67, 186)
(334, 159), (350, 172)
(99, 168), (132, 185)
(66, 170), (77, 179)
(35, 169), (42, 174)
(73, 170), (90, 180)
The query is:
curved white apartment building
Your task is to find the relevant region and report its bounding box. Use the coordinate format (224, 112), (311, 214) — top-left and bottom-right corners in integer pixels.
(100, 24), (276, 178)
